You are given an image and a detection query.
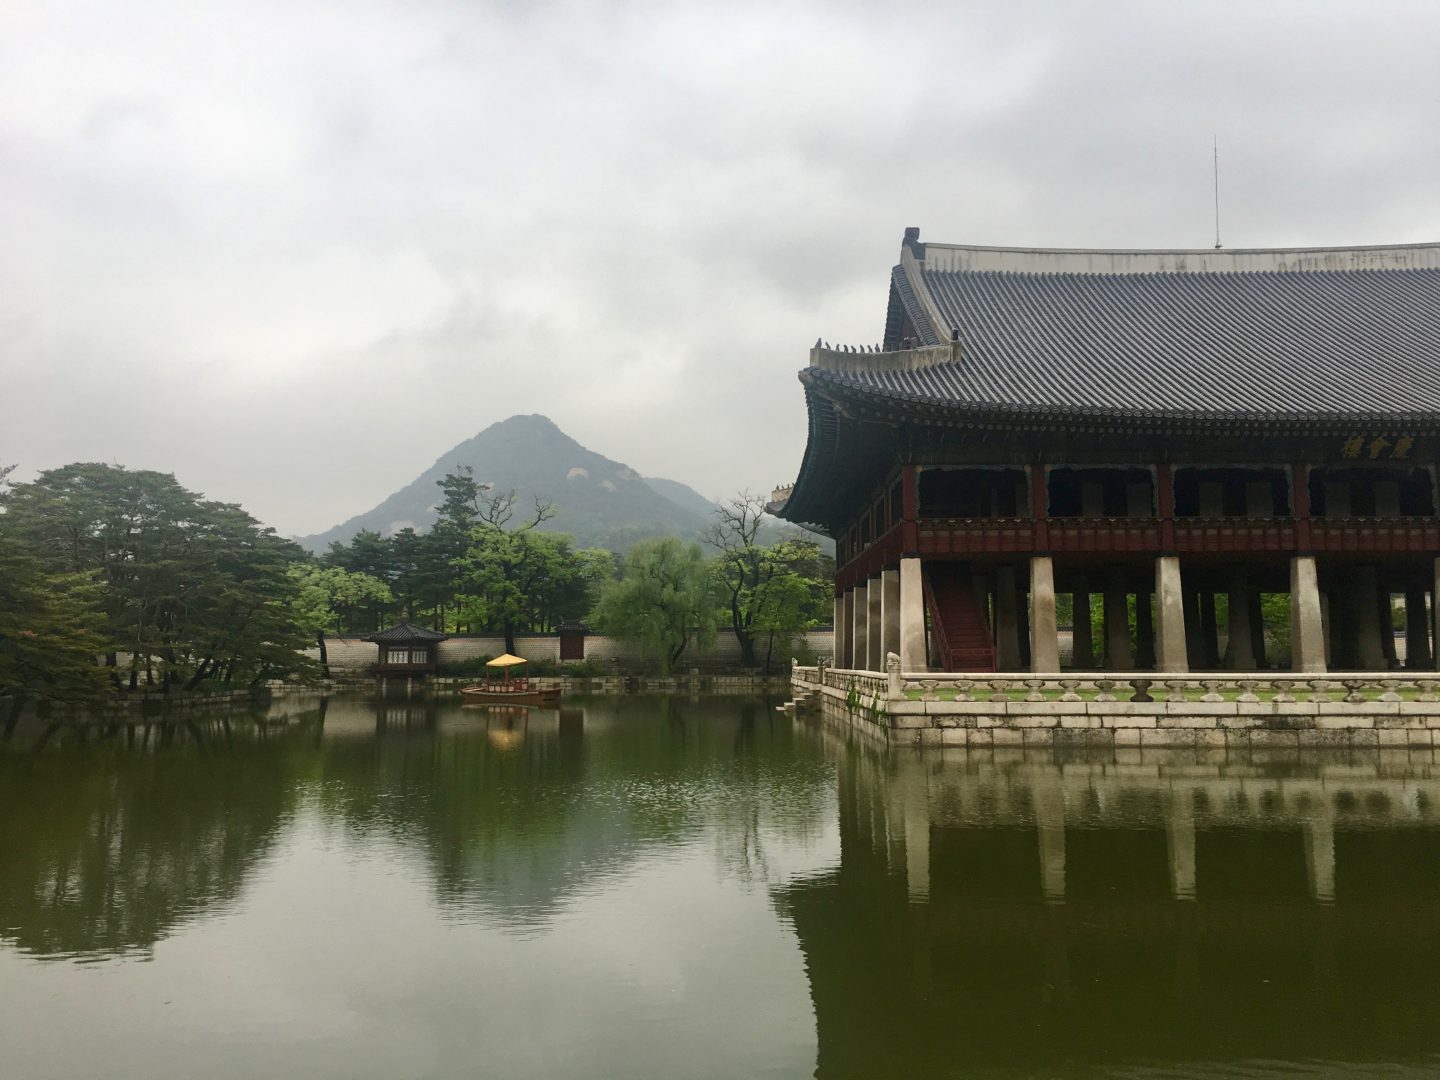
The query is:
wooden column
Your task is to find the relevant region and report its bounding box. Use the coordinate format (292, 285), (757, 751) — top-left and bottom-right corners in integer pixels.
(1030, 463), (1049, 551)
(901, 465), (919, 553)
(1072, 579), (1094, 669)
(1156, 462), (1174, 551)
(1293, 463), (1312, 550)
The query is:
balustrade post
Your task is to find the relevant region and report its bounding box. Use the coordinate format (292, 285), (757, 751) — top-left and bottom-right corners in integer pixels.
(886, 652), (903, 700)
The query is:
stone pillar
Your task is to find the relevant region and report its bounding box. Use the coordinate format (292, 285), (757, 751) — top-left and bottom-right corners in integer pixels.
(850, 583), (868, 671)
(881, 568), (901, 665)
(1321, 591), (1333, 668)
(1352, 566), (1385, 671)
(1029, 556), (1060, 673)
(1135, 589), (1156, 669)
(1378, 586), (1398, 667)
(1434, 559), (1440, 671)
(1223, 572), (1257, 670)
(1200, 592), (1221, 668)
(834, 593), (851, 668)
(899, 557), (927, 672)
(1405, 589), (1432, 668)
(1072, 581), (1093, 669)
(1103, 579), (1133, 670)
(1435, 559), (1440, 672)
(994, 564), (1022, 670)
(1250, 589), (1268, 669)
(866, 576), (884, 672)
(1183, 589), (1205, 669)
(1290, 555), (1326, 673)
(1155, 556), (1188, 672)
(1167, 794), (1197, 901)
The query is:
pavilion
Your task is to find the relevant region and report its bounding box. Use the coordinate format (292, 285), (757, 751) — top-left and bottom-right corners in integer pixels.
(366, 621), (448, 676)
(770, 229), (1440, 673)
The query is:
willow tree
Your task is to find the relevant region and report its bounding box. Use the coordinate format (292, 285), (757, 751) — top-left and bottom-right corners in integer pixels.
(591, 538), (717, 673)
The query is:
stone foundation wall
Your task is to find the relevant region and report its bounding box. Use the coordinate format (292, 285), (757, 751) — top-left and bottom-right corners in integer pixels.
(792, 667), (1440, 749)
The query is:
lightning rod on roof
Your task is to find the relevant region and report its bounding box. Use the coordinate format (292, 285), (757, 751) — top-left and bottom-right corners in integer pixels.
(1213, 135), (1222, 250)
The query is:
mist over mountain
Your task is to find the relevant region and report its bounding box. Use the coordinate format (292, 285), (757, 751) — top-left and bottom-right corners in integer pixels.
(298, 415), (726, 553)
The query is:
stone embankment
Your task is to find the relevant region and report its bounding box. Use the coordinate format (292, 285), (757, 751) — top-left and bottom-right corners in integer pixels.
(793, 660), (1440, 749)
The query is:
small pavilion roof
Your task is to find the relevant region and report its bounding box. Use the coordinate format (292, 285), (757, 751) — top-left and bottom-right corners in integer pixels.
(366, 622), (449, 644)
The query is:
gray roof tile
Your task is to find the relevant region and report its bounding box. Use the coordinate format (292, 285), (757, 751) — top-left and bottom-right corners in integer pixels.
(821, 266), (1440, 420)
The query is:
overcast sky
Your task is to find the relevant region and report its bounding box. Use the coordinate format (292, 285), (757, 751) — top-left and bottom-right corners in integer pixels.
(4, 0), (1440, 536)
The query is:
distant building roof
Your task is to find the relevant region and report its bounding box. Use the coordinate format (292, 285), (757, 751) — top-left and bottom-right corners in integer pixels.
(366, 622), (449, 643)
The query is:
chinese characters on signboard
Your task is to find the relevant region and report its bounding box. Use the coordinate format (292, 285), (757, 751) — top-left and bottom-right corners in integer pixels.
(1340, 435), (1415, 461)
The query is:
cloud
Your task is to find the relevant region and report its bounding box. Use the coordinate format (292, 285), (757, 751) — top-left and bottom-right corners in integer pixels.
(4, 0), (1438, 533)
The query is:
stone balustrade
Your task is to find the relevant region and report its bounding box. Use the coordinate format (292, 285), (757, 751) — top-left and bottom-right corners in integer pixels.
(791, 660), (1440, 748)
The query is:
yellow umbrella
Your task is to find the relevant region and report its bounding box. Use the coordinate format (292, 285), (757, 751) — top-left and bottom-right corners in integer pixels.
(485, 654), (529, 668)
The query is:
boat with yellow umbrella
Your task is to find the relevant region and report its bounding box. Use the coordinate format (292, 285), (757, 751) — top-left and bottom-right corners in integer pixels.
(460, 653), (561, 705)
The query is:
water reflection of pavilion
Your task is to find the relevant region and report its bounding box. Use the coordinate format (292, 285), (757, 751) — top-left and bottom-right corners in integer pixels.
(783, 720), (1440, 1077)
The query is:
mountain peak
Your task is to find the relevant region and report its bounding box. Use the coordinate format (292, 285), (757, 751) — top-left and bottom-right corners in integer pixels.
(299, 416), (715, 553)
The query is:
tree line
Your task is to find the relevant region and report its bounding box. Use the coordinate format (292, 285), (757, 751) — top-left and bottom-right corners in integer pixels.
(1, 462), (834, 716)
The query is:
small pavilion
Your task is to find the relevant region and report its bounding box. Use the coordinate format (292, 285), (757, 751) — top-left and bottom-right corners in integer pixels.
(367, 622), (449, 676)
(771, 229), (1440, 674)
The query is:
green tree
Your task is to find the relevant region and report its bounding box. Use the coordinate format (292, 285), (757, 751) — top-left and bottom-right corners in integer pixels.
(289, 565), (394, 676)
(453, 485), (609, 654)
(591, 538), (717, 672)
(706, 494), (834, 670)
(705, 492), (769, 666)
(748, 539), (831, 673)
(322, 529), (397, 631)
(0, 523), (109, 729)
(3, 463), (316, 692)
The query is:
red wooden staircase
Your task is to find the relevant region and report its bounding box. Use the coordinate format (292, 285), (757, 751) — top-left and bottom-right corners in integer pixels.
(923, 562), (996, 672)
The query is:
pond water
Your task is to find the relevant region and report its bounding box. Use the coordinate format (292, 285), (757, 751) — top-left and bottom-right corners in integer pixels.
(4, 695), (1440, 1079)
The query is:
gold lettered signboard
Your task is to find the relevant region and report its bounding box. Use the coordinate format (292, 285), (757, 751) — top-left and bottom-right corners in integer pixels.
(1339, 434), (1417, 461)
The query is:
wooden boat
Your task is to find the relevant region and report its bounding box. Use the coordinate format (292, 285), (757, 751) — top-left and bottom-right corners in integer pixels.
(460, 685), (560, 705)
(460, 653), (560, 705)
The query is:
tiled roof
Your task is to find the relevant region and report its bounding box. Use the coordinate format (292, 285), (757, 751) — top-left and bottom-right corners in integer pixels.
(366, 621), (449, 643)
(822, 265), (1440, 422)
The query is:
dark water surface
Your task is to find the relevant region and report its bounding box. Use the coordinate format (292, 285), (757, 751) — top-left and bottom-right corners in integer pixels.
(3, 696), (1440, 1079)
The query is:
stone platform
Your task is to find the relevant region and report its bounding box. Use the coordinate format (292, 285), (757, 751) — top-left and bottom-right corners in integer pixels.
(792, 662), (1440, 749)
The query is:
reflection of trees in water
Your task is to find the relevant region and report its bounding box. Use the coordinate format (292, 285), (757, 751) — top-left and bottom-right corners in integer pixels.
(0, 709), (324, 960)
(314, 696), (833, 927)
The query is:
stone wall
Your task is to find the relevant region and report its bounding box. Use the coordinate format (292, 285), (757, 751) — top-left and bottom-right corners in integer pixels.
(792, 666), (1440, 750)
(321, 628), (835, 673)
